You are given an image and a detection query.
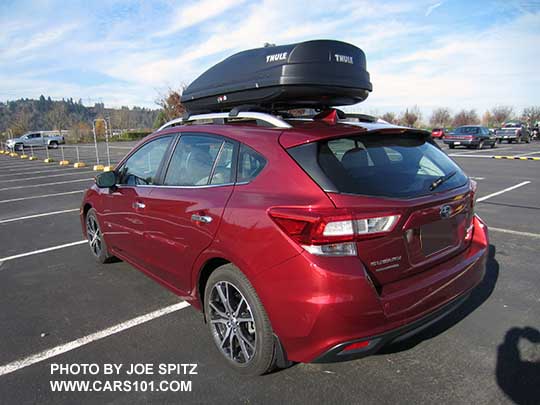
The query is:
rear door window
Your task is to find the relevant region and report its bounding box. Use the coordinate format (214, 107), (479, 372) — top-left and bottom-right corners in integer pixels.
(291, 134), (468, 198)
(164, 135), (235, 186)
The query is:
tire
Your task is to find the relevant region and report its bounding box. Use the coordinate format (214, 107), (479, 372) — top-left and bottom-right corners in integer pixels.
(14, 143), (23, 152)
(204, 264), (276, 376)
(498, 139), (502, 144)
(449, 144), (455, 149)
(490, 142), (496, 148)
(85, 208), (115, 263)
(48, 141), (58, 149)
(477, 141), (484, 149)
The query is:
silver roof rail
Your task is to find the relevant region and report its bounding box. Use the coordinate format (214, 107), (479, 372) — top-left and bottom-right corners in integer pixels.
(158, 112), (292, 131)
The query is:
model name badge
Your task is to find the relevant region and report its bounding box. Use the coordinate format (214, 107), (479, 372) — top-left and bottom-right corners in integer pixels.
(370, 256), (401, 269)
(266, 52), (288, 63)
(334, 54), (354, 64)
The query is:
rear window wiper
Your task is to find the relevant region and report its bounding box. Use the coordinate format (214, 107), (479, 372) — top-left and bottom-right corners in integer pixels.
(430, 171), (456, 191)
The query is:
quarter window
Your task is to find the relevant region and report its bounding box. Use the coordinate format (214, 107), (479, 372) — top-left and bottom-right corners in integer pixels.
(237, 144), (266, 182)
(118, 136), (172, 185)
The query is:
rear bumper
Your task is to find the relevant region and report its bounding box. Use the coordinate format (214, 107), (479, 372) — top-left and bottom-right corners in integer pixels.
(312, 290), (469, 362)
(253, 215), (489, 363)
(444, 139), (478, 145)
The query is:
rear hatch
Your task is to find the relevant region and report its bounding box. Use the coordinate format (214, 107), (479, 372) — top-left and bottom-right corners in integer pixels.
(285, 130), (474, 287)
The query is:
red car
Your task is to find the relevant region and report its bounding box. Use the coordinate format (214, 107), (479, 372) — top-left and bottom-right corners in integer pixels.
(81, 111), (488, 375)
(431, 128), (446, 139)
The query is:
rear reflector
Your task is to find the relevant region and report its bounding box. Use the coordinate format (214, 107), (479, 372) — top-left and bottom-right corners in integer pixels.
(341, 340), (370, 352)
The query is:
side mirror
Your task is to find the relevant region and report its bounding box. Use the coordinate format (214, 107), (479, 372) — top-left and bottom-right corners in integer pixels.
(95, 171), (117, 188)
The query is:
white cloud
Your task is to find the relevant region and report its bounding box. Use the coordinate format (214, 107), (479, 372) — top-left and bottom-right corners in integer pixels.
(357, 12), (540, 115)
(153, 0), (244, 37)
(425, 1), (444, 17)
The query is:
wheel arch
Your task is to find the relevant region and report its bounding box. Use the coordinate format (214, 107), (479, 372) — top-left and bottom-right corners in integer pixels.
(197, 257), (231, 312)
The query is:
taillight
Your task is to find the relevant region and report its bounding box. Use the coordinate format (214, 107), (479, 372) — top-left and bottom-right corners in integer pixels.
(268, 208), (400, 256)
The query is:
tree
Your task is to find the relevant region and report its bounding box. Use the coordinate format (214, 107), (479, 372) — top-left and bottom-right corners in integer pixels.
(491, 106), (514, 127)
(46, 103), (68, 131)
(400, 106), (422, 128)
(381, 112), (397, 124)
(522, 106), (540, 127)
(155, 87), (186, 122)
(453, 109), (479, 127)
(481, 111), (495, 127)
(10, 108), (32, 136)
(429, 107), (452, 128)
(94, 119), (106, 139)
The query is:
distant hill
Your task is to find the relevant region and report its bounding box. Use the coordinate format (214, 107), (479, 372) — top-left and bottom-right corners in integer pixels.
(0, 96), (160, 140)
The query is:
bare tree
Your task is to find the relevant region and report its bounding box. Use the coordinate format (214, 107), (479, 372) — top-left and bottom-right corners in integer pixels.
(481, 111), (495, 127)
(381, 112), (397, 124)
(400, 106), (422, 128)
(10, 106), (32, 135)
(522, 106), (540, 127)
(453, 109), (480, 127)
(491, 106), (514, 127)
(429, 107), (452, 128)
(155, 87), (187, 124)
(46, 103), (68, 132)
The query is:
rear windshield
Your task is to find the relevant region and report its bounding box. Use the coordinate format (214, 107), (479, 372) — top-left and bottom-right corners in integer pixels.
(290, 134), (468, 198)
(454, 127), (479, 135)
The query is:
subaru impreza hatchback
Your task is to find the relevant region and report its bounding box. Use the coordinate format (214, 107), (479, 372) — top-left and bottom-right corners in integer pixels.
(80, 40), (488, 375)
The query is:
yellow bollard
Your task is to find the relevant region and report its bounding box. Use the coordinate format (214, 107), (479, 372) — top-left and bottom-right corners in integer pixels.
(59, 160), (70, 166)
(93, 164), (105, 171)
(74, 162), (87, 168)
(44, 158), (55, 163)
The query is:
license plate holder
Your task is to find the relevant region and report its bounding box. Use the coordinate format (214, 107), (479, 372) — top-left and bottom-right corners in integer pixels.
(421, 220), (456, 257)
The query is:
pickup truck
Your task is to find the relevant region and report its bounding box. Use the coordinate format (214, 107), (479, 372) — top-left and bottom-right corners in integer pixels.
(6, 131), (66, 151)
(495, 123), (530, 143)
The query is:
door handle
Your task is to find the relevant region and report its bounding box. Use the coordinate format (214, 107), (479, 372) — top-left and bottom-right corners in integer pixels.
(133, 201), (146, 209)
(191, 214), (213, 224)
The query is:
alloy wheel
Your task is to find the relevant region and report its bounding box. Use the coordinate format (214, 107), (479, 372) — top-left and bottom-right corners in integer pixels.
(208, 281), (257, 365)
(86, 215), (102, 257)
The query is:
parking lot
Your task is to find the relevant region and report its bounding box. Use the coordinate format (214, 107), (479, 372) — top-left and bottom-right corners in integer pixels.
(0, 140), (538, 404)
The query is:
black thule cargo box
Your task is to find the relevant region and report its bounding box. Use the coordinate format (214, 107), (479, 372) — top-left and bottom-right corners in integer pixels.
(181, 40), (372, 114)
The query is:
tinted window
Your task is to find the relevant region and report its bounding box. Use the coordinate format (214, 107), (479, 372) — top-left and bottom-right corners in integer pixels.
(454, 127), (479, 135)
(238, 144), (266, 182)
(164, 135), (233, 186)
(297, 134), (467, 198)
(118, 136), (172, 185)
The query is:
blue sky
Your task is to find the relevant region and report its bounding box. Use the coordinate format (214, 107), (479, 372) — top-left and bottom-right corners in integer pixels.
(0, 0), (539, 116)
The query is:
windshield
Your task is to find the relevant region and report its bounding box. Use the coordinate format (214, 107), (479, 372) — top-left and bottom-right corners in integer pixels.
(292, 134), (468, 199)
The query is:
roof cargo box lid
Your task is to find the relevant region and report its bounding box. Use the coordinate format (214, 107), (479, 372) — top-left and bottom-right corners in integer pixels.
(181, 39), (372, 114)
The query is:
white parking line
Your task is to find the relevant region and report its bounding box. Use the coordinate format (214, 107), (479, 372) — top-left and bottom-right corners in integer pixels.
(0, 166), (71, 175)
(517, 150), (540, 156)
(0, 302), (191, 376)
(449, 154), (493, 158)
(0, 178), (92, 191)
(0, 171), (93, 183)
(0, 240), (87, 262)
(477, 181), (531, 202)
(0, 190), (85, 204)
(0, 209), (79, 224)
(448, 147), (512, 156)
(489, 227), (540, 239)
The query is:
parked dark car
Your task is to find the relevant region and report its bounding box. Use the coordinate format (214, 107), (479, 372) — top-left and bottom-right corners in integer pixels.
(443, 125), (497, 149)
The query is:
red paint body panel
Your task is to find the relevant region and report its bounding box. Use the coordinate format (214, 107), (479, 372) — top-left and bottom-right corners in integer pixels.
(81, 120), (489, 364)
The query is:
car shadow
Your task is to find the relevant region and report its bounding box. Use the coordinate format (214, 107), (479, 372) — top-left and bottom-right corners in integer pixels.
(377, 244), (499, 354)
(496, 327), (540, 405)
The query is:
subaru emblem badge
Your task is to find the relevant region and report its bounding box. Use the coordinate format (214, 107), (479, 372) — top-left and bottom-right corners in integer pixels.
(440, 205), (452, 219)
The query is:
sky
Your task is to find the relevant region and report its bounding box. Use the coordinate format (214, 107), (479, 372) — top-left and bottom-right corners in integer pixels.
(0, 0), (539, 116)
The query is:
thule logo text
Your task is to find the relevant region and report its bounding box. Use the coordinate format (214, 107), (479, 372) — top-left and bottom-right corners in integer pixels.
(334, 54), (353, 64)
(266, 52), (288, 63)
